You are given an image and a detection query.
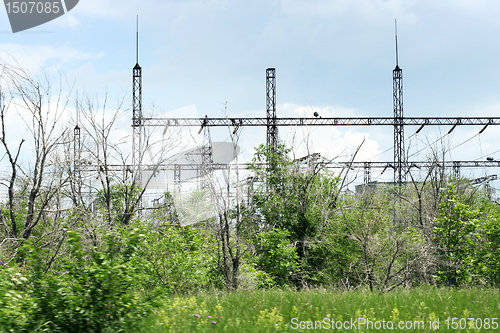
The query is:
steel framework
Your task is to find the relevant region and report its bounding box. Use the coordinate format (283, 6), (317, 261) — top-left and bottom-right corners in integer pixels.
(393, 20), (405, 185)
(140, 116), (500, 127)
(201, 115), (214, 188)
(96, 160), (500, 173)
(393, 65), (404, 183)
(266, 68), (278, 153)
(132, 18), (142, 181)
(128, 54), (500, 187)
(132, 63), (142, 181)
(73, 125), (81, 177)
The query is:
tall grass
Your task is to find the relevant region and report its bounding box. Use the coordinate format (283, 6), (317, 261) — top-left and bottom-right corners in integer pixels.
(134, 288), (500, 332)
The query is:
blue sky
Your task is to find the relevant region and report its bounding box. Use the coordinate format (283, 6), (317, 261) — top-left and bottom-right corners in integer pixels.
(2, 0), (500, 184)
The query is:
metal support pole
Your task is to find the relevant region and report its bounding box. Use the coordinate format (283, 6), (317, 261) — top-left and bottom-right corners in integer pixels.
(201, 115), (213, 188)
(132, 18), (142, 184)
(364, 162), (371, 184)
(132, 63), (142, 182)
(174, 164), (181, 191)
(73, 124), (81, 203)
(393, 28), (405, 185)
(266, 68), (278, 154)
(453, 161), (460, 178)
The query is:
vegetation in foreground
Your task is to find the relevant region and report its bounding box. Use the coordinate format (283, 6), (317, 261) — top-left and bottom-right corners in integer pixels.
(136, 288), (500, 332)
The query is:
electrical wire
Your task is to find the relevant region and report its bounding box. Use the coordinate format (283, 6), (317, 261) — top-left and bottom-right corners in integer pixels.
(407, 132), (449, 159)
(474, 148), (500, 161)
(365, 132), (418, 162)
(450, 133), (480, 150)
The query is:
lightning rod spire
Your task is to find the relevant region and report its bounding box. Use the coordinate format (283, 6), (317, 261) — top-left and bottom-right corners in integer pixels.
(136, 15), (139, 64)
(395, 19), (399, 68)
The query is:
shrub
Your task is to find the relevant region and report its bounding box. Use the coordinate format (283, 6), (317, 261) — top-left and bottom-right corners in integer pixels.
(24, 227), (152, 332)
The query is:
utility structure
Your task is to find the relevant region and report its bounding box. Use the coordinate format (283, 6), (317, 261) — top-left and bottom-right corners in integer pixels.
(73, 125), (81, 173)
(73, 97), (82, 203)
(200, 115), (214, 188)
(132, 16), (142, 182)
(129, 34), (500, 189)
(99, 159), (500, 176)
(138, 114), (500, 186)
(266, 68), (278, 154)
(73, 99), (81, 181)
(393, 20), (405, 185)
(141, 116), (500, 128)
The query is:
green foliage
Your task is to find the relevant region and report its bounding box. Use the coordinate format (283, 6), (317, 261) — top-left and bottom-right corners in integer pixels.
(137, 225), (220, 293)
(5, 138), (500, 332)
(253, 228), (299, 287)
(433, 184), (482, 286)
(24, 227), (152, 332)
(248, 143), (345, 287)
(480, 213), (500, 285)
(96, 183), (142, 225)
(147, 192), (179, 225)
(0, 260), (32, 332)
(336, 191), (430, 291)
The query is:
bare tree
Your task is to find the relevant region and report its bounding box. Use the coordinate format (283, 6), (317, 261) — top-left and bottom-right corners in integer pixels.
(76, 94), (183, 228)
(0, 62), (70, 242)
(202, 105), (247, 291)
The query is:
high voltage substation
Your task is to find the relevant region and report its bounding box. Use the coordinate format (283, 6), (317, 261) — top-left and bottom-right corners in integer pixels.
(74, 23), (500, 205)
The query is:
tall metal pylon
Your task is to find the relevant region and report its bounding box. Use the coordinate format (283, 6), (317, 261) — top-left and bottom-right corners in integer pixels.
(393, 20), (405, 185)
(364, 162), (371, 184)
(132, 16), (142, 182)
(73, 125), (81, 174)
(266, 68), (278, 154)
(73, 93), (81, 203)
(201, 116), (214, 188)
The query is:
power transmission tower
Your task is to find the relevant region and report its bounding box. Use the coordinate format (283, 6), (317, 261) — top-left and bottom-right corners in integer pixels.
(132, 17), (142, 182)
(201, 115), (214, 189)
(266, 68), (278, 154)
(73, 97), (81, 204)
(393, 20), (405, 185)
(364, 162), (371, 184)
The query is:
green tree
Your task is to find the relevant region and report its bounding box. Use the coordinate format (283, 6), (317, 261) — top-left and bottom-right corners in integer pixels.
(137, 225), (220, 293)
(433, 184), (481, 286)
(337, 190), (430, 292)
(96, 183), (142, 226)
(253, 228), (299, 286)
(248, 143), (349, 287)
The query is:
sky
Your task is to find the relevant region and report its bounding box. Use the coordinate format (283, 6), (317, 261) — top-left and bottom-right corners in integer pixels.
(1, 0), (500, 187)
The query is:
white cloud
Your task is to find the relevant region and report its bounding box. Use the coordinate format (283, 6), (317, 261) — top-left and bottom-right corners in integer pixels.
(0, 44), (103, 74)
(75, 0), (230, 23)
(279, 103), (356, 118)
(48, 13), (80, 28)
(274, 103), (382, 163)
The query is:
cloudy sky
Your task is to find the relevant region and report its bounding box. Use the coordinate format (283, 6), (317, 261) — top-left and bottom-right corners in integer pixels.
(1, 0), (500, 185)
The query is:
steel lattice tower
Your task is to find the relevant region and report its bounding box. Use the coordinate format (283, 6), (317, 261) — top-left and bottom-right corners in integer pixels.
(201, 115), (213, 188)
(393, 22), (405, 185)
(266, 68), (278, 153)
(364, 162), (371, 184)
(73, 124), (81, 179)
(132, 18), (142, 181)
(72, 93), (82, 204)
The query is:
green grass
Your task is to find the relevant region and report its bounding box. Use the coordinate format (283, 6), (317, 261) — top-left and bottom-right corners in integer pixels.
(134, 288), (500, 332)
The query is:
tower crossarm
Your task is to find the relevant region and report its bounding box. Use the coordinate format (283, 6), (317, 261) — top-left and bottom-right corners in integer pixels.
(141, 117), (500, 127)
(88, 160), (500, 172)
(323, 160), (500, 169)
